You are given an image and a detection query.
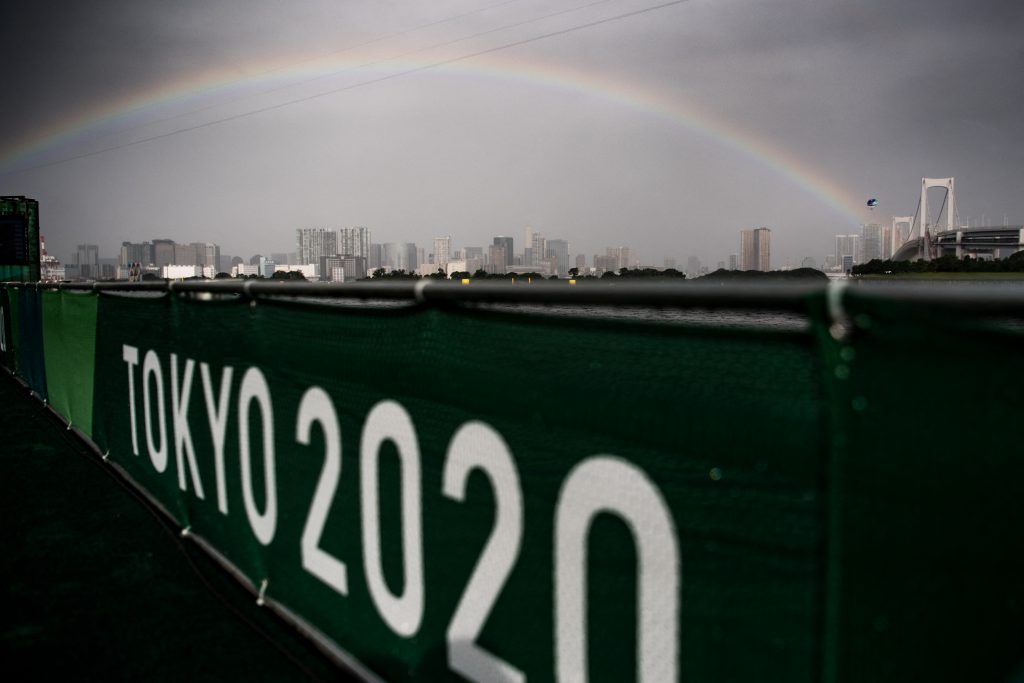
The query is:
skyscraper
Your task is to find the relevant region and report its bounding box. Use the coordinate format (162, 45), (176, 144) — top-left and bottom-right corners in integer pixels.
(433, 235), (452, 268)
(73, 244), (100, 279)
(120, 241), (154, 267)
(686, 255), (701, 278)
(368, 243), (382, 271)
(487, 245), (507, 274)
(531, 233), (546, 268)
(739, 227), (771, 271)
(153, 239), (176, 267)
(861, 224), (882, 263)
(493, 236), (514, 264)
(296, 228), (337, 264)
(192, 242), (221, 269)
(339, 226), (371, 259)
(835, 234), (861, 267)
(546, 239), (569, 276)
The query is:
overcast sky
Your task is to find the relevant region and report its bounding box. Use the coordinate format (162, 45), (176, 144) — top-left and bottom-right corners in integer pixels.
(1, 0), (1021, 267)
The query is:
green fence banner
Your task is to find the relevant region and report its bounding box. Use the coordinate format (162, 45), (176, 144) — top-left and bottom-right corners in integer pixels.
(2, 283), (1022, 682)
(41, 290), (98, 439)
(0, 287), (13, 371)
(89, 292), (824, 682)
(816, 290), (1024, 683)
(14, 287), (47, 401)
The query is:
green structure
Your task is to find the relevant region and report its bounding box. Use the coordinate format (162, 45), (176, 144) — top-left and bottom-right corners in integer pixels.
(0, 196), (40, 282)
(1, 280), (1022, 682)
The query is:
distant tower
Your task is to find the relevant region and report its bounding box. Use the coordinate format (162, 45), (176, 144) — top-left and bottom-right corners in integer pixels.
(493, 236), (514, 261)
(296, 228), (337, 264)
(433, 235), (452, 268)
(339, 226), (371, 259)
(835, 234), (861, 267)
(739, 227), (771, 271)
(861, 223), (882, 262)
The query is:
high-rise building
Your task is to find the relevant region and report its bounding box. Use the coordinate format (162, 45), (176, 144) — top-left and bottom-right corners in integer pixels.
(493, 236), (513, 266)
(368, 243), (383, 271)
(463, 246), (485, 275)
(339, 226), (371, 260)
(594, 254), (619, 274)
(531, 233), (546, 268)
(403, 243), (419, 272)
(192, 242), (220, 269)
(739, 227), (771, 271)
(546, 239), (569, 276)
(296, 228), (338, 265)
(861, 224), (882, 263)
(663, 257), (677, 270)
(606, 246), (632, 270)
(320, 255), (344, 281)
(433, 236), (452, 268)
(728, 253), (739, 271)
(174, 243), (199, 266)
(0, 196), (40, 282)
(835, 234), (861, 267)
(575, 254), (587, 272)
(120, 241), (154, 266)
(487, 245), (507, 274)
(73, 244), (100, 280)
(153, 239), (176, 267)
(686, 255), (701, 278)
(880, 225), (893, 260)
(382, 242), (419, 272)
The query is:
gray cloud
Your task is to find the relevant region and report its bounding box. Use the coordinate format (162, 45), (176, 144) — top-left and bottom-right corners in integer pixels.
(2, 0), (1022, 266)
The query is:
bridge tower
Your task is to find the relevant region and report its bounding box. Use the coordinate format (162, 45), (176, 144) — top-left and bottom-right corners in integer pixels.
(919, 177), (956, 259)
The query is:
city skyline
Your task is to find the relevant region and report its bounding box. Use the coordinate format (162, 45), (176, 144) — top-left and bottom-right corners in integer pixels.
(1, 1), (1021, 266)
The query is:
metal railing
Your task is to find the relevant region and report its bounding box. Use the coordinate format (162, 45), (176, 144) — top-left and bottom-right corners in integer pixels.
(5, 279), (1024, 315)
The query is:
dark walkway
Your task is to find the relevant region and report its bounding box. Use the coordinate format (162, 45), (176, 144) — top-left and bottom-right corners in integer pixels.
(0, 371), (357, 681)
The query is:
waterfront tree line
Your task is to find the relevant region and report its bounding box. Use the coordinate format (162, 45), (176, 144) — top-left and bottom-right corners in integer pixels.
(138, 265), (831, 283)
(853, 252), (1024, 275)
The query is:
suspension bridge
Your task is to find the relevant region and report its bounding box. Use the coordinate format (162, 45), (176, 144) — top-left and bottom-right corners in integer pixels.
(890, 177), (1024, 261)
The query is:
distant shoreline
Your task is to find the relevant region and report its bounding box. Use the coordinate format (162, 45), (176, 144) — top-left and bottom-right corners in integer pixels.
(857, 272), (1024, 280)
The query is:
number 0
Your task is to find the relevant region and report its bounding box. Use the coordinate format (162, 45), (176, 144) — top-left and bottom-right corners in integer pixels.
(554, 456), (680, 682)
(360, 400), (424, 637)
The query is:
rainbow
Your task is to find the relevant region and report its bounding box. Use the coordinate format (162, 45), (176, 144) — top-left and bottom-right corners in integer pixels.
(1, 47), (865, 228)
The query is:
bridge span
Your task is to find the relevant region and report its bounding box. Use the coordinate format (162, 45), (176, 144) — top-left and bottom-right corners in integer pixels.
(892, 225), (1024, 261)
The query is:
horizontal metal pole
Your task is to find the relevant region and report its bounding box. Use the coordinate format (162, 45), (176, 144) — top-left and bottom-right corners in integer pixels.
(4, 279), (1024, 314)
(10, 279), (822, 310)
